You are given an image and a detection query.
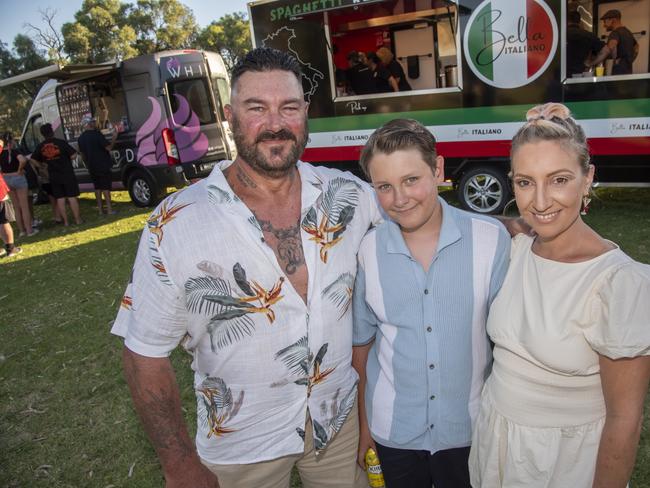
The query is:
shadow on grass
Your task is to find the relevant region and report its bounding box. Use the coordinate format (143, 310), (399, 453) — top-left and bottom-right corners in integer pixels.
(0, 226), (198, 487)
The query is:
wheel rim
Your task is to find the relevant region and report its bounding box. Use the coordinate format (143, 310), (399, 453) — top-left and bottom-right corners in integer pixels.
(133, 178), (151, 204)
(463, 174), (503, 213)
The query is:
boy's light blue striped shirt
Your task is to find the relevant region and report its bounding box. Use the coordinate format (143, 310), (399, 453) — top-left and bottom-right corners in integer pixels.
(353, 197), (510, 453)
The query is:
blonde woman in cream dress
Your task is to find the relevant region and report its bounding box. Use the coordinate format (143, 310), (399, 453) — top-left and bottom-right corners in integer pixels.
(469, 103), (650, 488)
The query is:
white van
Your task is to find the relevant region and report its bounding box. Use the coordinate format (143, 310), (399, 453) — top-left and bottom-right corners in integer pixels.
(1, 49), (236, 206)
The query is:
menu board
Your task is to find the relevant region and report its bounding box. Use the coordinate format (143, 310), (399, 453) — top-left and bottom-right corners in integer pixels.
(57, 83), (91, 140)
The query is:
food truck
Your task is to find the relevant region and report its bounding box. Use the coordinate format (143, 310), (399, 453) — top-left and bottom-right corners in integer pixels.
(248, 0), (650, 213)
(0, 50), (235, 206)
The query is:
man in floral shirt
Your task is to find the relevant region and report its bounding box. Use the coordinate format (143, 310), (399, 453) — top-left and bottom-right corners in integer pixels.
(112, 48), (380, 487)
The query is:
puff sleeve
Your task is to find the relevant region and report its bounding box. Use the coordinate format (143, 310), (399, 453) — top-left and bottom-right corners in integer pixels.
(584, 261), (650, 359)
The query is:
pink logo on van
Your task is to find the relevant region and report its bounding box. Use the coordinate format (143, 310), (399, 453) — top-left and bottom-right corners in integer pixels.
(166, 57), (182, 78)
(136, 95), (208, 166)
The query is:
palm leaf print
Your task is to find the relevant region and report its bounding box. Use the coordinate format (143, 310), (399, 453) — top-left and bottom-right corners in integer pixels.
(207, 313), (255, 352)
(312, 419), (329, 451)
(149, 244), (171, 285)
(322, 272), (354, 319)
(308, 343), (335, 397)
(197, 376), (243, 438)
(333, 205), (355, 240)
(302, 178), (361, 263)
(321, 178), (361, 225)
(147, 200), (193, 245)
(207, 184), (232, 205)
(197, 260), (225, 278)
(248, 215), (261, 232)
(301, 207), (318, 230)
(205, 295), (255, 309)
(185, 276), (233, 315)
(328, 385), (356, 434)
(275, 336), (310, 376)
(233, 262), (256, 296)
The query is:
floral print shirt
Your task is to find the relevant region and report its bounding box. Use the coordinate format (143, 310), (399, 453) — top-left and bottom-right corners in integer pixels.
(112, 160), (381, 464)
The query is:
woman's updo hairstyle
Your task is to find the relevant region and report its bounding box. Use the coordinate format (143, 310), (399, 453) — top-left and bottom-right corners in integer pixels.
(510, 103), (591, 174)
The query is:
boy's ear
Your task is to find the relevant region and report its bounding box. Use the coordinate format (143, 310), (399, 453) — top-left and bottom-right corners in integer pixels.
(434, 155), (445, 182)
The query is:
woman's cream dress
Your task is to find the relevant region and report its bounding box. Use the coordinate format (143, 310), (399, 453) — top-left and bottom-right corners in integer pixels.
(469, 234), (650, 487)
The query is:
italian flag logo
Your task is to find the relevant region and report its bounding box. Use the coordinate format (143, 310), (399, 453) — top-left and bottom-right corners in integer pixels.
(463, 0), (558, 89)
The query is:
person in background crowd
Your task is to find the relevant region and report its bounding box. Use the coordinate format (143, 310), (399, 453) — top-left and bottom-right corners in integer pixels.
(346, 50), (376, 95)
(469, 103), (650, 487)
(376, 47), (411, 91)
(112, 47), (380, 488)
(30, 124), (82, 227)
(353, 119), (510, 488)
(0, 171), (22, 258)
(366, 52), (398, 93)
(0, 132), (37, 237)
(567, 10), (604, 76)
(78, 114), (118, 215)
(589, 9), (639, 75)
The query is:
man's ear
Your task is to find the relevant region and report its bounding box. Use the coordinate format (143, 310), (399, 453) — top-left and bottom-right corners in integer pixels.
(224, 104), (233, 124)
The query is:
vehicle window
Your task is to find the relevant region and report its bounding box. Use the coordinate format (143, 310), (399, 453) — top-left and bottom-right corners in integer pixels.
(22, 115), (43, 153)
(168, 78), (215, 125)
(327, 2), (459, 98)
(212, 77), (230, 119)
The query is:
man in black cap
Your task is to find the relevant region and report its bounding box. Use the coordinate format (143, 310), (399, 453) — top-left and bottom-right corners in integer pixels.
(589, 9), (638, 75)
(566, 10), (604, 76)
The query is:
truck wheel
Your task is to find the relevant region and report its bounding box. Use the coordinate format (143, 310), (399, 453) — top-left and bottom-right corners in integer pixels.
(458, 167), (510, 214)
(128, 171), (160, 207)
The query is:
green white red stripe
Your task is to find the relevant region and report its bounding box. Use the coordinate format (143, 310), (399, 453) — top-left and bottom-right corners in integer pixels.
(464, 0), (558, 89)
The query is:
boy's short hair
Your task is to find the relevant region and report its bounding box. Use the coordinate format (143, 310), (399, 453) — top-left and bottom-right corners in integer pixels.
(358, 118), (437, 178)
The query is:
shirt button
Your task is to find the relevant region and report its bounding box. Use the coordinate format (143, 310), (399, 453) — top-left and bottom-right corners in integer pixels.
(430, 423), (434, 429)
(429, 363), (435, 370)
(430, 395), (435, 400)
(424, 289), (429, 294)
(426, 326), (432, 332)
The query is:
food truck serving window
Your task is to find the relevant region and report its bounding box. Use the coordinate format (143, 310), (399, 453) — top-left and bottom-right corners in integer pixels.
(168, 78), (216, 125)
(326, 0), (460, 99)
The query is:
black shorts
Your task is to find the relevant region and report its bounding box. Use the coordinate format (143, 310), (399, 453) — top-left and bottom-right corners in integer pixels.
(0, 198), (16, 224)
(50, 175), (80, 199)
(90, 171), (113, 191)
(42, 183), (53, 196)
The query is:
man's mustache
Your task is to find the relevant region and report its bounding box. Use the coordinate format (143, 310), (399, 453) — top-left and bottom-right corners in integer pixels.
(255, 129), (297, 143)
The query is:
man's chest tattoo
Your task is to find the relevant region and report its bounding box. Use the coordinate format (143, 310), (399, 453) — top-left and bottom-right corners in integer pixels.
(256, 218), (305, 275)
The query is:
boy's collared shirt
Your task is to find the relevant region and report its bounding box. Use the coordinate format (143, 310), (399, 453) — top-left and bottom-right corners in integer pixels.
(112, 160), (381, 464)
(353, 197), (510, 453)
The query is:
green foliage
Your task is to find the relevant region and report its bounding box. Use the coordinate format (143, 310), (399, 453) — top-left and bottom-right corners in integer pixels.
(196, 12), (252, 72)
(129, 0), (199, 54)
(0, 37), (49, 134)
(62, 0), (138, 63)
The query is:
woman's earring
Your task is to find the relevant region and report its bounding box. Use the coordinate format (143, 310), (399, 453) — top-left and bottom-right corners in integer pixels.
(580, 194), (592, 216)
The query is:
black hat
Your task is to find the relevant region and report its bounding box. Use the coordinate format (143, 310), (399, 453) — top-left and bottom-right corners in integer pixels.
(600, 9), (621, 20)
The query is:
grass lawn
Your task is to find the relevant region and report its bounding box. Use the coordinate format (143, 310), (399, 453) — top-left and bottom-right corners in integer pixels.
(1, 188), (649, 488)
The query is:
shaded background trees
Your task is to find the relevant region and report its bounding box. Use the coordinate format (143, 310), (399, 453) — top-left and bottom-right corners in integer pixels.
(0, 0), (251, 134)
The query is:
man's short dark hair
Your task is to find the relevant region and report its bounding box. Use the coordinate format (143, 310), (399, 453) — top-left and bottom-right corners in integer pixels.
(600, 9), (621, 20)
(347, 50), (361, 64)
(568, 10), (581, 25)
(231, 47), (303, 90)
(40, 123), (54, 138)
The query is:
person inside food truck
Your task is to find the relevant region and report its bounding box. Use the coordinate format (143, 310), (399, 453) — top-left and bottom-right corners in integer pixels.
(588, 9), (639, 75)
(567, 10), (604, 76)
